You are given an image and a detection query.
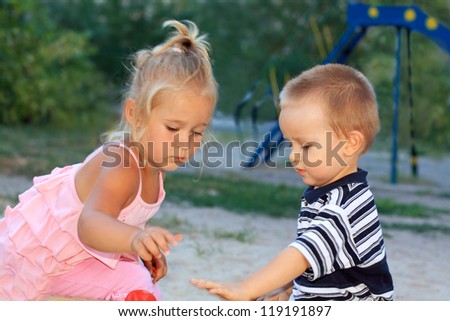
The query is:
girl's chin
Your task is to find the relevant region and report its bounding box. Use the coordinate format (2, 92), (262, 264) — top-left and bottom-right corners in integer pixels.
(163, 165), (182, 171)
(146, 157), (188, 170)
(163, 160), (187, 171)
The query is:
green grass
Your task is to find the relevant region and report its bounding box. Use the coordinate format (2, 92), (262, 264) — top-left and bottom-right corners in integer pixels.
(213, 228), (256, 243)
(378, 174), (437, 186)
(164, 172), (450, 221)
(376, 198), (431, 218)
(0, 119), (114, 177)
(377, 198), (450, 218)
(382, 222), (450, 234)
(164, 172), (304, 219)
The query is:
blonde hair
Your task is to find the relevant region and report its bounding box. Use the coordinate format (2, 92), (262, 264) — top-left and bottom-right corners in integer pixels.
(104, 20), (218, 143)
(279, 64), (380, 153)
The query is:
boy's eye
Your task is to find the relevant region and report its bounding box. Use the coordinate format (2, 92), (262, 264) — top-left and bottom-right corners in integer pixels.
(192, 131), (203, 137)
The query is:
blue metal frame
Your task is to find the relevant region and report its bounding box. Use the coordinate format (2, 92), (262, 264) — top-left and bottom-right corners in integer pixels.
(347, 4), (450, 54)
(242, 3), (450, 184)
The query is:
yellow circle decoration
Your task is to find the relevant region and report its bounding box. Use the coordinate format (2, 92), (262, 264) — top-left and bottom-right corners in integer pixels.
(368, 7), (379, 18)
(426, 17), (438, 30)
(404, 9), (416, 22)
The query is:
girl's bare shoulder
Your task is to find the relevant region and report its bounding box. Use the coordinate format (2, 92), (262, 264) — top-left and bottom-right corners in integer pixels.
(75, 144), (140, 206)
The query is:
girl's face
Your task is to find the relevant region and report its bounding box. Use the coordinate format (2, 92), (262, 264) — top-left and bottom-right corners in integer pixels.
(138, 89), (214, 171)
(279, 97), (355, 187)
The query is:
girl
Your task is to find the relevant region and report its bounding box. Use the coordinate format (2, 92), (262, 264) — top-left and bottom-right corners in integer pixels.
(0, 20), (218, 300)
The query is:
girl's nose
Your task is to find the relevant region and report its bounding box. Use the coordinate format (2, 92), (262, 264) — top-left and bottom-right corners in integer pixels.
(173, 131), (191, 149)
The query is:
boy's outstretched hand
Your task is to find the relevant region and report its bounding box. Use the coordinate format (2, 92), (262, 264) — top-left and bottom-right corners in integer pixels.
(190, 278), (252, 301)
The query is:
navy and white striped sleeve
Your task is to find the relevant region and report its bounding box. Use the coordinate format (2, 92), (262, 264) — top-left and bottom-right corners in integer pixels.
(289, 204), (360, 280)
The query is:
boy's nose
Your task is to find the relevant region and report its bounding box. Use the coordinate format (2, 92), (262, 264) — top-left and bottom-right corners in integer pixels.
(289, 150), (302, 166)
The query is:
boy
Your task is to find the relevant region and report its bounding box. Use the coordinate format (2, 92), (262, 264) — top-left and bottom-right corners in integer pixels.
(191, 64), (394, 300)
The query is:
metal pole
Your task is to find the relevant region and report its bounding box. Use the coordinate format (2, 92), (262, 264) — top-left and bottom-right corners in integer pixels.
(391, 27), (402, 184)
(406, 28), (418, 177)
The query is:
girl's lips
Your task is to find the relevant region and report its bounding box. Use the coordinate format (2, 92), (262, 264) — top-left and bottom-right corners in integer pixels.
(295, 168), (306, 176)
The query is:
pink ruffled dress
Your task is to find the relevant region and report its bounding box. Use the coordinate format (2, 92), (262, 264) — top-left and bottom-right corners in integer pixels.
(0, 144), (165, 300)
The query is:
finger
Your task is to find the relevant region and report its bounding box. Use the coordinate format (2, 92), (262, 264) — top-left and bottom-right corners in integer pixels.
(209, 287), (235, 301)
(156, 227), (183, 246)
(135, 242), (153, 261)
(153, 230), (183, 255)
(142, 237), (162, 259)
(152, 267), (166, 283)
(158, 228), (182, 247)
(190, 278), (222, 290)
(151, 267), (158, 282)
(174, 233), (183, 243)
(148, 231), (172, 256)
(144, 227), (176, 255)
(152, 257), (167, 283)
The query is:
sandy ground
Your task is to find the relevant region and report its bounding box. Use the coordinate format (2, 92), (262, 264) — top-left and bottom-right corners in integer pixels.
(1, 149), (449, 301)
(156, 202), (450, 301)
(157, 149), (450, 301)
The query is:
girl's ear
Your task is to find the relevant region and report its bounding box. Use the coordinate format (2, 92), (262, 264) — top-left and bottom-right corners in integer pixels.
(344, 130), (365, 157)
(124, 99), (139, 126)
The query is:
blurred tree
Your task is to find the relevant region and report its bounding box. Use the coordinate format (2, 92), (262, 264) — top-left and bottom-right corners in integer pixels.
(45, 0), (182, 88)
(5, 0), (448, 150)
(188, 0), (348, 120)
(0, 0), (109, 126)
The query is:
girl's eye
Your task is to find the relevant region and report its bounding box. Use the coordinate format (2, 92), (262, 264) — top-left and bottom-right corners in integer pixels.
(302, 144), (311, 150)
(192, 131), (203, 137)
(167, 126), (178, 132)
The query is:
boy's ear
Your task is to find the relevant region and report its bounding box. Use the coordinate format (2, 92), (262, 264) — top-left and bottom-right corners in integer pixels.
(344, 130), (365, 157)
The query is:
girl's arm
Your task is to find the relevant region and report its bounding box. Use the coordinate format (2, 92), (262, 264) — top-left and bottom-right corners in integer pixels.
(77, 148), (179, 260)
(191, 246), (310, 301)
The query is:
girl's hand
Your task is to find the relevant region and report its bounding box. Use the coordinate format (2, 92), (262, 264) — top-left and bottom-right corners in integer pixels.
(130, 226), (182, 261)
(190, 279), (251, 301)
(143, 255), (167, 283)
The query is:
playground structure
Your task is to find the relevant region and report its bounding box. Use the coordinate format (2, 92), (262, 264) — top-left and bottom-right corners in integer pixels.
(240, 3), (450, 184)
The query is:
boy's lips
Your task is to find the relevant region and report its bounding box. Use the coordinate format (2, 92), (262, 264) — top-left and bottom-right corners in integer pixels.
(295, 168), (306, 176)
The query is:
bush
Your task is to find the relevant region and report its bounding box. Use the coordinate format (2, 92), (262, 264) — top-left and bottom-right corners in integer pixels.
(0, 0), (110, 126)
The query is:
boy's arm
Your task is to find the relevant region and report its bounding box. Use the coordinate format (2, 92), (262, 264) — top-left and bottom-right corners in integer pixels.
(191, 247), (310, 301)
(240, 247), (309, 300)
(257, 283), (293, 301)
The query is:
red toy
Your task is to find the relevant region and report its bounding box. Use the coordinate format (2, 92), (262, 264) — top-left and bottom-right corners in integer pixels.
(125, 290), (157, 301)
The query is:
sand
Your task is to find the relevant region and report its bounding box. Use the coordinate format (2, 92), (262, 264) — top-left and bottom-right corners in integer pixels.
(156, 202), (450, 301)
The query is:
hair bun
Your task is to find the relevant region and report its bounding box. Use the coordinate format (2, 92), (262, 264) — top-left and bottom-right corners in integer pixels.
(181, 38), (192, 49)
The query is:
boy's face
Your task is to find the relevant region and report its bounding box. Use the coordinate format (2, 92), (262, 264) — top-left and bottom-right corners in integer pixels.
(279, 97), (356, 187)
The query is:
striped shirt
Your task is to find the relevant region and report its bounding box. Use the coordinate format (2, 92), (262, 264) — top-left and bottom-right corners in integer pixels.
(289, 169), (394, 300)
